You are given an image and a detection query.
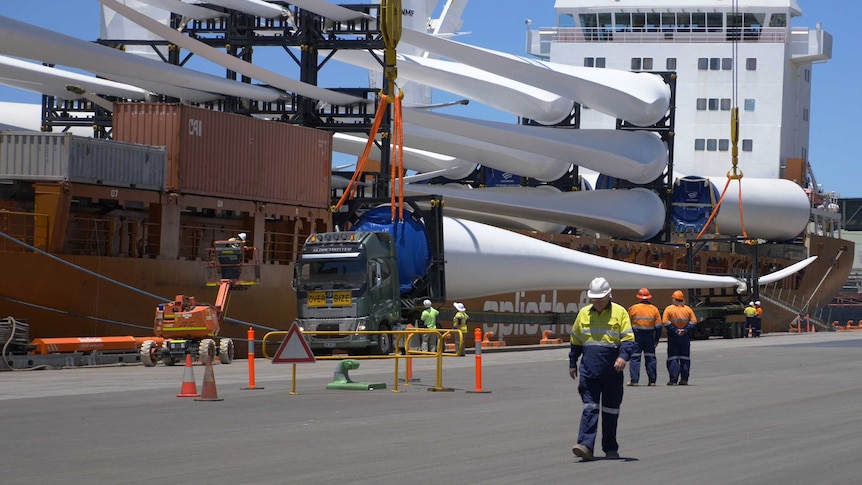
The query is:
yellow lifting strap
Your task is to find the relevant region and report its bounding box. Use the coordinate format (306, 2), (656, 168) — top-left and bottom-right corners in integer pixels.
(390, 90), (406, 223)
(696, 4), (749, 241)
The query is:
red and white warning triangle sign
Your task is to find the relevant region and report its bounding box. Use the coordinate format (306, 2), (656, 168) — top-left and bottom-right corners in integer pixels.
(272, 322), (316, 364)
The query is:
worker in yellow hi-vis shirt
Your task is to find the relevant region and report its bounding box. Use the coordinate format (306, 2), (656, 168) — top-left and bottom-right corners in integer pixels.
(452, 302), (469, 356)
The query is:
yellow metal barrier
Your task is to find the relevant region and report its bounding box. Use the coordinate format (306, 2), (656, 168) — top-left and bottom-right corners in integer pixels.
(262, 328), (463, 392)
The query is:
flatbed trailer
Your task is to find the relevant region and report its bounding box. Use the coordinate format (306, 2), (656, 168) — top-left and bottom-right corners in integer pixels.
(691, 304), (748, 339)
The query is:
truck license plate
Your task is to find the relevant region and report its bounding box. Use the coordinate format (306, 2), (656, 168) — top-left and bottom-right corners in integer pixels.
(332, 291), (352, 307)
(307, 292), (326, 307)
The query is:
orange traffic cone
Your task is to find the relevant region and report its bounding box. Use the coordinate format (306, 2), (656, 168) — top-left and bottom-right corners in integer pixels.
(195, 354), (223, 402)
(177, 354), (200, 398)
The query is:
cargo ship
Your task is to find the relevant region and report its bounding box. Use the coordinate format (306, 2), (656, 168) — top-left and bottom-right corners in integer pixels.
(0, 0), (853, 351)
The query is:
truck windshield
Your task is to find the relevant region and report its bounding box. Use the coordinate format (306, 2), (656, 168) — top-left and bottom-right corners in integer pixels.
(297, 259), (367, 289)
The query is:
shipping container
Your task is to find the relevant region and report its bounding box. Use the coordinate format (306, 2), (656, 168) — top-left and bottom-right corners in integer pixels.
(0, 132), (166, 191)
(112, 103), (333, 208)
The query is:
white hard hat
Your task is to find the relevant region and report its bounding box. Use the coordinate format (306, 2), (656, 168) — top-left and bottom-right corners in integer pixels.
(238, 232), (247, 241)
(755, 300), (761, 305)
(587, 277), (612, 299)
(749, 302), (755, 307)
(454, 302), (466, 312)
(423, 299), (432, 308)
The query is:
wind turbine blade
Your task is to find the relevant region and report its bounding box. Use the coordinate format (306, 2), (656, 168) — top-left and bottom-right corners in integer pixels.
(400, 28), (670, 126)
(288, 0), (371, 21)
(404, 110), (667, 184)
(134, 0), (227, 19)
(0, 55), (148, 100)
(0, 14), (283, 102)
(406, 184), (665, 240)
(99, 0), (366, 106)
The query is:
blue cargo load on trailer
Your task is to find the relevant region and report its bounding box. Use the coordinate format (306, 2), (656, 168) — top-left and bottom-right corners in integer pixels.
(354, 207), (431, 296)
(671, 176), (719, 233)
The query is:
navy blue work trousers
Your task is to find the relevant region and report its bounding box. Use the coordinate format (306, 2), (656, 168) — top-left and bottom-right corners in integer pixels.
(666, 333), (691, 383)
(629, 330), (657, 384)
(577, 370), (624, 454)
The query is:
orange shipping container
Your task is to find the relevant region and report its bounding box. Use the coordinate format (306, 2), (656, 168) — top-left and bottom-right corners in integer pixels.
(112, 103), (332, 208)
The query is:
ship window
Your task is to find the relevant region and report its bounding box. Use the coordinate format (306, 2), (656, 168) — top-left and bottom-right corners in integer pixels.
(559, 13), (575, 27)
(646, 13), (660, 32)
(744, 98), (756, 111)
(769, 13), (787, 28)
(615, 13), (631, 32)
(707, 139), (717, 151)
(742, 139), (753, 152)
(695, 139), (706, 151)
(721, 98), (731, 111)
(596, 57), (606, 68)
(631, 13), (646, 32)
(804, 69), (810, 82)
(709, 58), (720, 70)
(698, 58), (709, 70)
(667, 57), (677, 70)
(803, 108), (809, 122)
(707, 12), (723, 32)
(599, 13), (613, 39)
(643, 58), (653, 70)
(631, 58), (641, 70)
(584, 57), (594, 67)
(746, 58), (757, 70)
(579, 13), (598, 40)
(696, 98), (707, 111)
(677, 13), (691, 32)
(692, 13), (706, 32)
(708, 98), (719, 111)
(719, 139), (730, 151)
(661, 13), (676, 32)
(722, 58), (733, 70)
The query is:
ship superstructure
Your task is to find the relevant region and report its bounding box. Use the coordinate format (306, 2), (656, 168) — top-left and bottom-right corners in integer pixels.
(527, 0), (831, 182)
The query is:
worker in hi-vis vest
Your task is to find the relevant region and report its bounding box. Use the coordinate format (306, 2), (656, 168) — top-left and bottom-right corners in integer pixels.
(626, 288), (663, 386)
(744, 302), (758, 338)
(452, 302), (469, 356)
(569, 277), (636, 462)
(662, 290), (698, 386)
(420, 299), (439, 352)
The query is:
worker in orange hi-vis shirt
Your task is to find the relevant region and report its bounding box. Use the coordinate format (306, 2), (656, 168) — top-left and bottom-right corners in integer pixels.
(754, 301), (763, 337)
(662, 290), (698, 386)
(626, 288), (663, 387)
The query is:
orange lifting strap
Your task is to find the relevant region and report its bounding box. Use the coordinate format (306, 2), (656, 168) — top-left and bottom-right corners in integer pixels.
(696, 2), (748, 241)
(331, 90), (406, 222)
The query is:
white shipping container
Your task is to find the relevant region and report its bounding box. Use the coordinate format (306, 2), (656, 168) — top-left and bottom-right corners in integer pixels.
(0, 132), (166, 191)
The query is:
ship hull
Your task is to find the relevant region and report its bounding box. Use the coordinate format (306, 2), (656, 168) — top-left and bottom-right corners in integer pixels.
(2, 234), (851, 351)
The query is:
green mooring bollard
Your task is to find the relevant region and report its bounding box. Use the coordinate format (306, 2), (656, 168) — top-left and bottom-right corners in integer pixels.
(326, 359), (387, 391)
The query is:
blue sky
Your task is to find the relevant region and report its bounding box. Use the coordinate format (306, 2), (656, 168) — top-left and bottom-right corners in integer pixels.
(0, 1), (858, 196)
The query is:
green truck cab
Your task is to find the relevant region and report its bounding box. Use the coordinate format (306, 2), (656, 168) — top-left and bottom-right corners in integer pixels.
(293, 231), (402, 355)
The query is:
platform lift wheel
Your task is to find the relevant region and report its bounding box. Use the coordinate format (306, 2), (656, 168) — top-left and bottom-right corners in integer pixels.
(162, 340), (176, 366)
(199, 338), (216, 364)
(218, 338), (234, 364)
(140, 339), (158, 367)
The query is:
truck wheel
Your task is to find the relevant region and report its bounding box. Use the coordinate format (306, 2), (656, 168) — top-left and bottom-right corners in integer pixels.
(218, 338), (234, 364)
(371, 323), (393, 355)
(140, 340), (158, 367)
(199, 339), (216, 364)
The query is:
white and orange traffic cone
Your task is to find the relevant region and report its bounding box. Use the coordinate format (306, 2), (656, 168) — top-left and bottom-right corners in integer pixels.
(177, 354), (200, 398)
(195, 354), (223, 402)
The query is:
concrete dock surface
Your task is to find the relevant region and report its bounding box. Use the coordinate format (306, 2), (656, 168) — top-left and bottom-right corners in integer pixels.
(2, 331), (861, 484)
